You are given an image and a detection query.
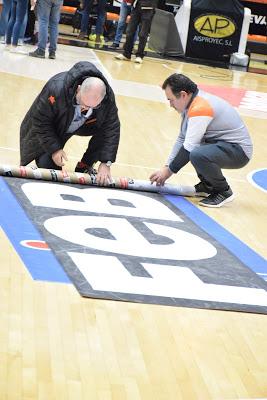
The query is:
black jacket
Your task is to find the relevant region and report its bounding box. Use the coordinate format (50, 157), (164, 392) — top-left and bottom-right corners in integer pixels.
(20, 61), (120, 166)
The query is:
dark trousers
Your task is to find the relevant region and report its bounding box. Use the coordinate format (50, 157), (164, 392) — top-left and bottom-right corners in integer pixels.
(80, 0), (107, 35)
(35, 130), (103, 169)
(123, 3), (154, 59)
(36, 153), (60, 169)
(190, 142), (249, 192)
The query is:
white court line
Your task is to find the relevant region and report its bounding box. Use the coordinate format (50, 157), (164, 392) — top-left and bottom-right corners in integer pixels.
(1, 46), (266, 118)
(247, 168), (267, 193)
(0, 146), (18, 152)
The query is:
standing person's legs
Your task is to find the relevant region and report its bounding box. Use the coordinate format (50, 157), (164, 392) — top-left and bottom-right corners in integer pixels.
(135, 8), (154, 59)
(0, 0), (12, 38)
(95, 0), (107, 41)
(122, 6), (140, 59)
(18, 2), (28, 42)
(79, 0), (93, 37)
(48, 0), (62, 56)
(10, 0), (28, 45)
(36, 0), (51, 52)
(5, 0), (16, 44)
(113, 1), (129, 45)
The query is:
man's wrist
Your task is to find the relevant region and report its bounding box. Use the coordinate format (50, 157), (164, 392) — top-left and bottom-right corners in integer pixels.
(165, 165), (174, 174)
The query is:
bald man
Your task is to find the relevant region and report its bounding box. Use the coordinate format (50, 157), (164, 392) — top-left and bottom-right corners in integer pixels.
(20, 61), (120, 185)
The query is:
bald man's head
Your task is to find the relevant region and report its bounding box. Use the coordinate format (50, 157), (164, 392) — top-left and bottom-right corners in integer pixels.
(77, 77), (106, 110)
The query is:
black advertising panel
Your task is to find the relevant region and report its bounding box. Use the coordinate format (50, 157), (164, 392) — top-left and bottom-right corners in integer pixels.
(185, 0), (244, 62)
(241, 1), (267, 36)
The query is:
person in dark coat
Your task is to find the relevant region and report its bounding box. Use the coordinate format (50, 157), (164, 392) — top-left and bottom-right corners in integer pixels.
(20, 61), (120, 185)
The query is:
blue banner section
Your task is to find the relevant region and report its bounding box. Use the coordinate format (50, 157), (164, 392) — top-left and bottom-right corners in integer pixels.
(0, 177), (70, 283)
(165, 195), (267, 280)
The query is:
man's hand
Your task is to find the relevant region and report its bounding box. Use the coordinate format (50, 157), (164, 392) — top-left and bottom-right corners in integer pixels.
(149, 166), (173, 186)
(52, 149), (68, 167)
(96, 162), (112, 186)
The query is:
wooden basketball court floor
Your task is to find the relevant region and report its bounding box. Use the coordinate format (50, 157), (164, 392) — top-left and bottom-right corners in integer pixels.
(0, 43), (267, 399)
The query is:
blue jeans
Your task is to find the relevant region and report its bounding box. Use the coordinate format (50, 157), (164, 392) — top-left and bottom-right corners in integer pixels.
(0, 0), (28, 38)
(113, 1), (137, 45)
(37, 0), (62, 52)
(5, 0), (28, 45)
(0, 0), (11, 36)
(80, 0), (107, 35)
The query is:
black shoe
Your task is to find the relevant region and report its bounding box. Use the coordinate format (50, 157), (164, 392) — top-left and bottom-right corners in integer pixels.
(194, 181), (211, 197)
(199, 187), (234, 208)
(110, 42), (119, 49)
(75, 161), (97, 175)
(29, 48), (45, 58)
(49, 51), (56, 59)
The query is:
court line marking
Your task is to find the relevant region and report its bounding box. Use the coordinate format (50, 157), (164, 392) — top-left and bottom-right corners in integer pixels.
(0, 177), (70, 282)
(247, 168), (267, 193)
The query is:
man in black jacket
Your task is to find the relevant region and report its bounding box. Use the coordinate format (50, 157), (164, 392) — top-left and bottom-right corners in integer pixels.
(20, 61), (120, 185)
(115, 0), (157, 64)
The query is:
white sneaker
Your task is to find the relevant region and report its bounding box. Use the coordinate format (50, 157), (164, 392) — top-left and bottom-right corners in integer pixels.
(135, 56), (143, 64)
(115, 53), (131, 61)
(0, 36), (5, 44)
(9, 46), (28, 55)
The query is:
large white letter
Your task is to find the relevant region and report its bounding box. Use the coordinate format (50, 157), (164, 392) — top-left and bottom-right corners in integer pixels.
(70, 253), (267, 307)
(44, 216), (216, 260)
(22, 183), (181, 221)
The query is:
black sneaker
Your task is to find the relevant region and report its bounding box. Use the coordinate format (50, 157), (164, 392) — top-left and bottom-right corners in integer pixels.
(49, 51), (56, 59)
(194, 182), (211, 197)
(75, 161), (97, 175)
(110, 42), (119, 49)
(29, 48), (45, 58)
(199, 187), (234, 208)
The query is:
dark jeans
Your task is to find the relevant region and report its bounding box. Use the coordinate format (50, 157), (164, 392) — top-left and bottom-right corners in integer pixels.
(190, 142), (249, 192)
(5, 0), (28, 45)
(80, 0), (107, 35)
(123, 3), (154, 59)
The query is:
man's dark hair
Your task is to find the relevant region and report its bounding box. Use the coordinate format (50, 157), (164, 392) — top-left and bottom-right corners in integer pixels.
(162, 74), (198, 97)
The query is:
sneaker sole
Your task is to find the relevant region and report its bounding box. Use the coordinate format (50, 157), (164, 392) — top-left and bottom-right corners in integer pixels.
(29, 54), (45, 58)
(115, 56), (131, 61)
(199, 193), (235, 208)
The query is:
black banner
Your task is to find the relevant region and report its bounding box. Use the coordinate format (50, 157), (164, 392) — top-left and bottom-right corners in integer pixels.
(240, 1), (267, 36)
(185, 0), (244, 62)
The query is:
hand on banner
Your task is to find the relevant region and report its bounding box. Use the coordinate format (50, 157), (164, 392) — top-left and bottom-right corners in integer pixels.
(149, 166), (173, 186)
(96, 162), (112, 186)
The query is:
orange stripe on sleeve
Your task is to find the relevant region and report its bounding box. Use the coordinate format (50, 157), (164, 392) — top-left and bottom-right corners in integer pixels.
(188, 96), (214, 118)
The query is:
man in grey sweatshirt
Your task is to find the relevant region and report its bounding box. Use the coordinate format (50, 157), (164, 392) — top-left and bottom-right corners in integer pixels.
(150, 73), (252, 208)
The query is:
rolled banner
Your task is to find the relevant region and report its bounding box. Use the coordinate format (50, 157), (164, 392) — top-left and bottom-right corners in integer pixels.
(0, 164), (196, 197)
